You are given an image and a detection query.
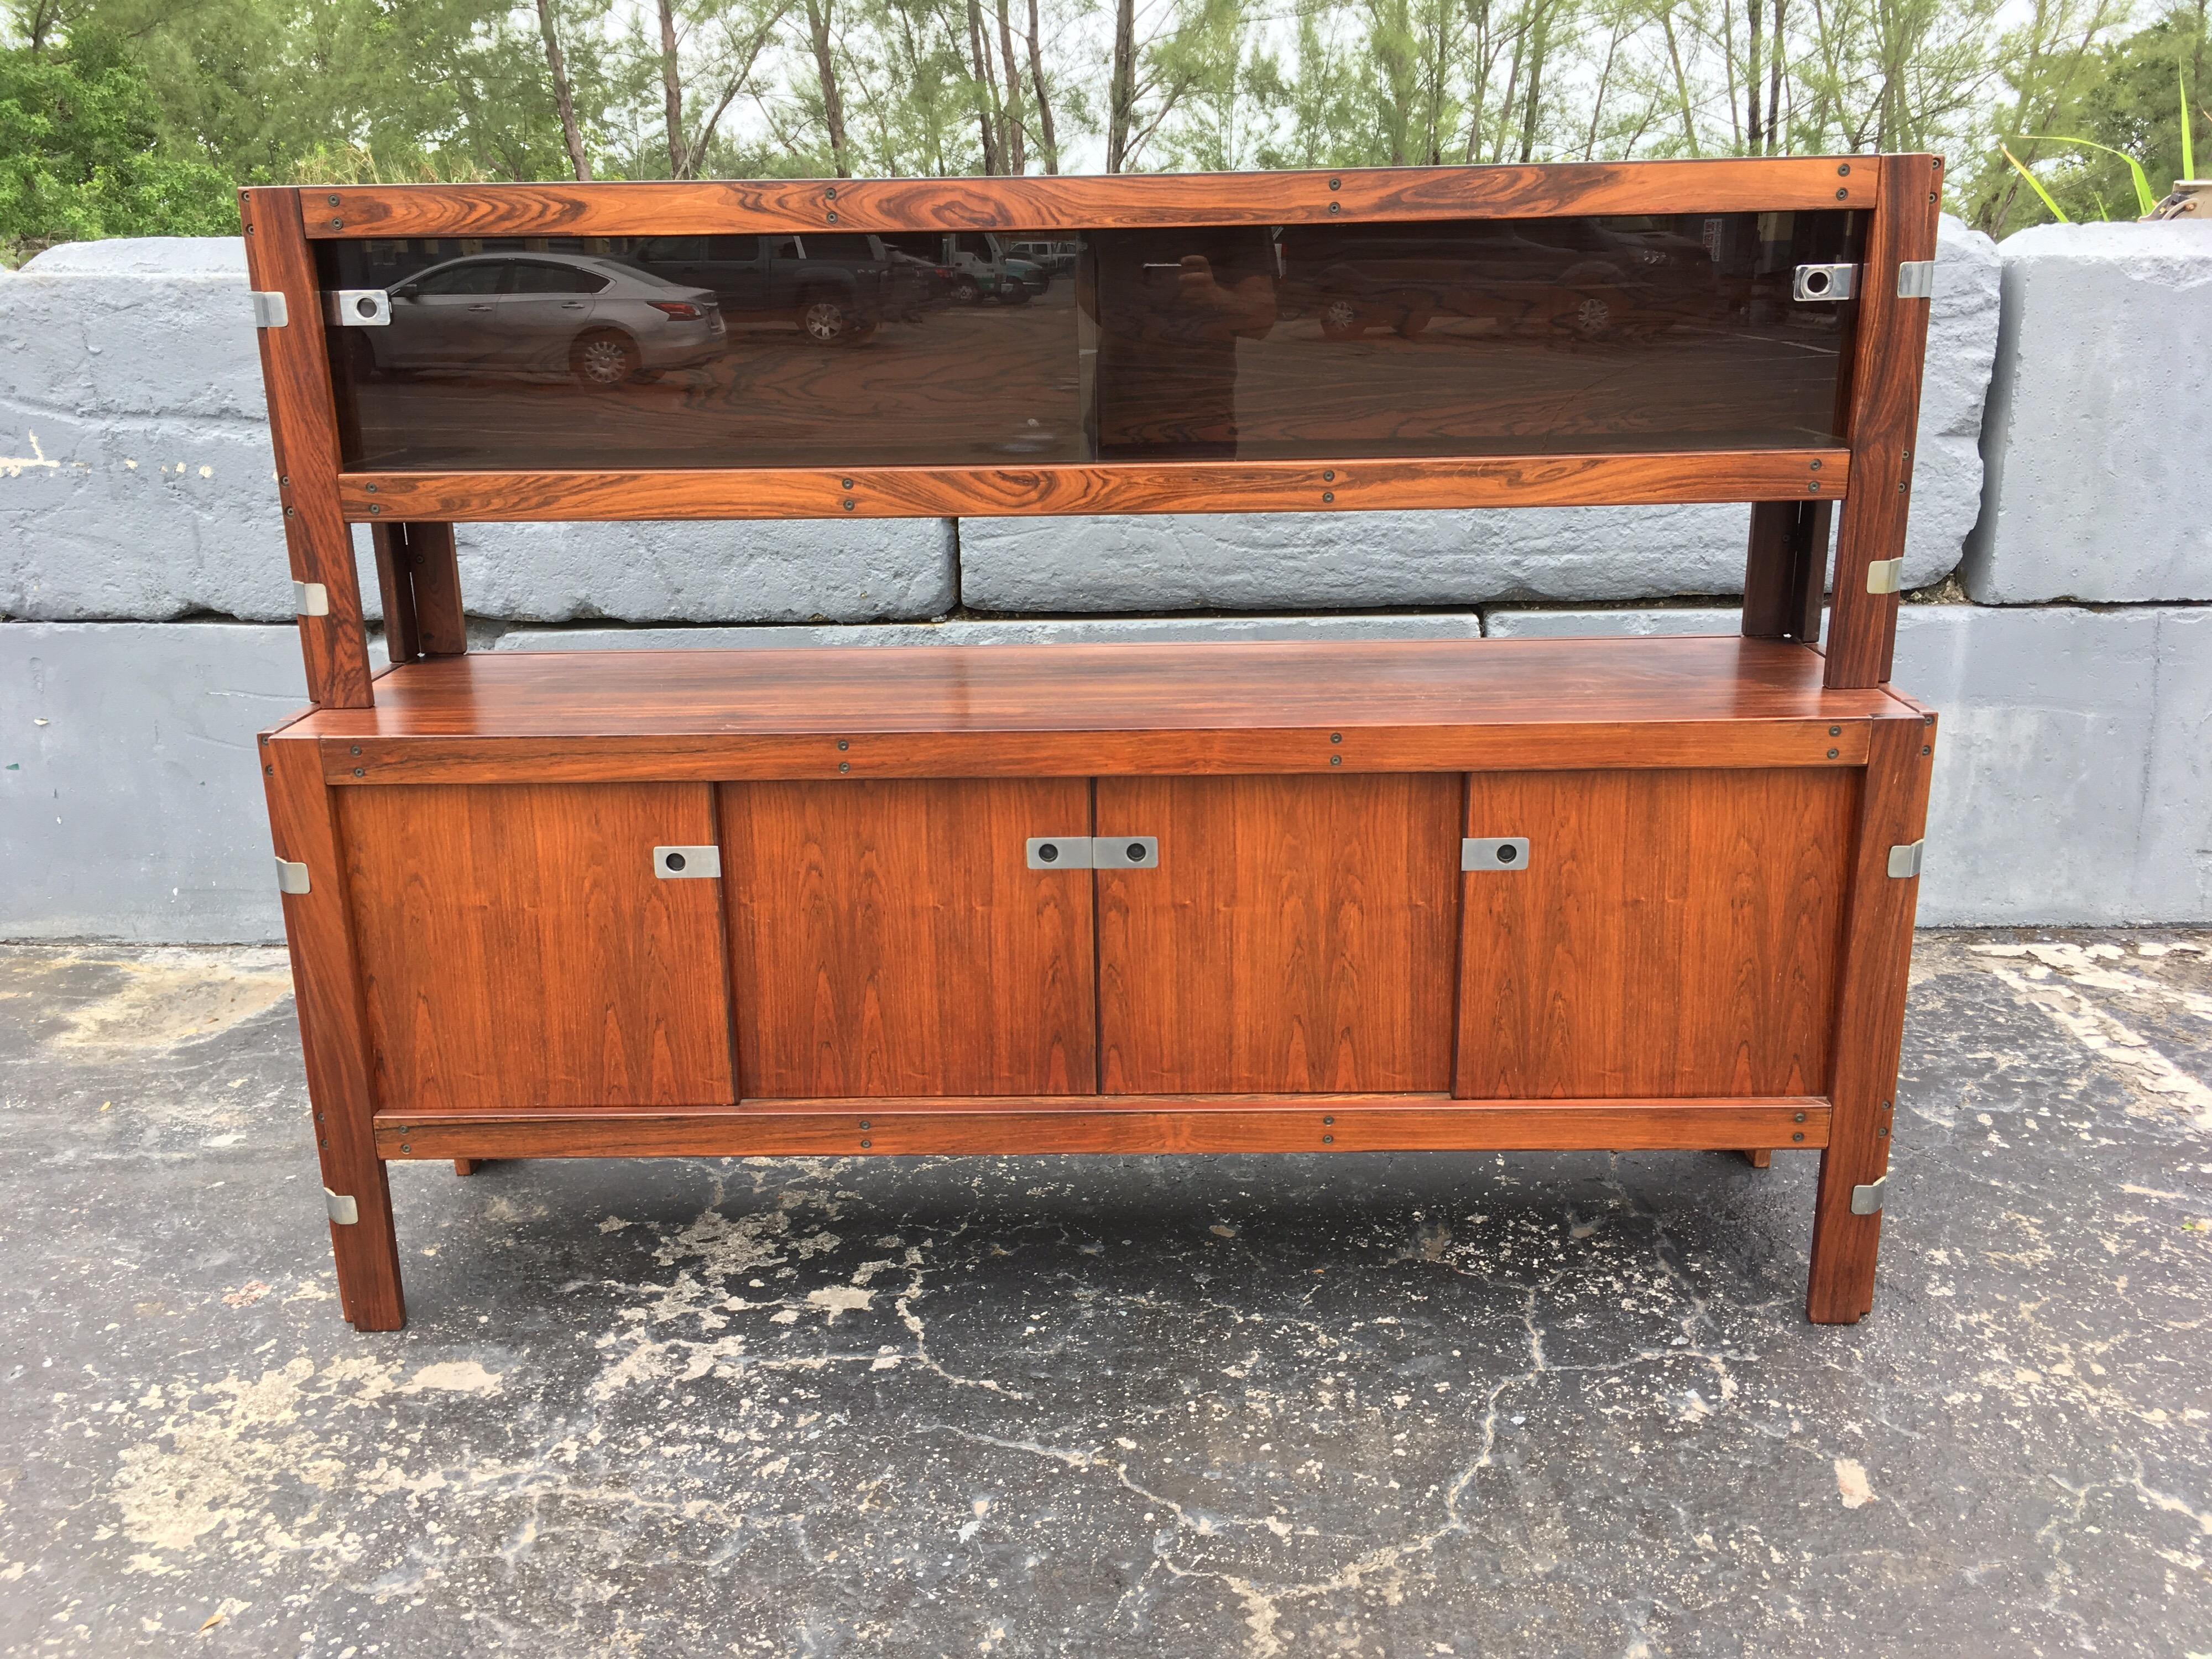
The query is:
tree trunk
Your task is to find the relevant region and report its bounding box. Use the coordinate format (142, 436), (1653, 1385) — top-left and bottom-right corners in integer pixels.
(966, 0), (1001, 173)
(1025, 0), (1060, 173)
(804, 0), (852, 176)
(658, 0), (688, 178)
(1746, 0), (1764, 154)
(535, 0), (592, 182)
(1767, 0), (1787, 154)
(994, 0), (1027, 174)
(1662, 12), (1700, 158)
(1516, 1), (1550, 162)
(1107, 0), (1136, 172)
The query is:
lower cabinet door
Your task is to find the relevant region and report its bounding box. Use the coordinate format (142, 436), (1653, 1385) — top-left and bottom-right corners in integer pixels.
(721, 779), (1097, 1097)
(1457, 768), (1857, 1099)
(338, 782), (737, 1112)
(1096, 774), (1463, 1093)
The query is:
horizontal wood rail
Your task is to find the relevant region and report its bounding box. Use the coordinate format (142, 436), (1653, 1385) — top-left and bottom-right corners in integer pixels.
(342, 452), (1848, 523)
(306, 159), (1877, 240)
(317, 722), (1873, 785)
(374, 1097), (1833, 1159)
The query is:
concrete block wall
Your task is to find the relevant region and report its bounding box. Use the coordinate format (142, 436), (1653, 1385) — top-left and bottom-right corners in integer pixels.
(4, 216), (2206, 940)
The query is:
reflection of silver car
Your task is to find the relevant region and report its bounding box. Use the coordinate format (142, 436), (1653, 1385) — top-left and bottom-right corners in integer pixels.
(369, 253), (724, 388)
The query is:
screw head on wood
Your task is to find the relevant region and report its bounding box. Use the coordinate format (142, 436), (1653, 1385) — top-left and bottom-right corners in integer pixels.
(1794, 1112), (1807, 1122)
(827, 211), (838, 223)
(353, 768), (364, 778)
(837, 739), (849, 750)
(1329, 755), (1342, 766)
(1792, 1131), (1804, 1142)
(351, 745), (361, 755)
(330, 219), (343, 229)
(1328, 177), (1340, 190)
(842, 499), (855, 511)
(1323, 1116), (1334, 1125)
(1837, 163), (1850, 176)
(1328, 202), (1340, 214)
(838, 761), (850, 773)
(1827, 748), (1839, 758)
(1322, 491), (1334, 503)
(1835, 189), (1848, 200)
(327, 194), (340, 205)
(1330, 732), (1342, 743)
(1323, 469), (1335, 482)
(1323, 1134), (1334, 1144)
(859, 1139), (871, 1149)
(1829, 726), (1841, 736)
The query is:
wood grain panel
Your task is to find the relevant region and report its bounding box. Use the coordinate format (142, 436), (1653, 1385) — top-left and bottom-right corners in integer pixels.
(374, 1097), (1831, 1157)
(1807, 712), (1937, 1322)
(239, 187), (375, 708)
(1098, 774), (1462, 1093)
(406, 521), (468, 656)
(1456, 768), (1858, 1099)
(1824, 153), (1944, 688)
(722, 779), (1095, 1097)
(337, 783), (735, 1111)
(341, 451), (1845, 522)
(261, 731), (404, 1330)
(309, 159), (1880, 240)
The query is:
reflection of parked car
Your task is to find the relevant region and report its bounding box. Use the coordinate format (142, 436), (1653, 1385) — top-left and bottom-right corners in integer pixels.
(1282, 221), (1705, 342)
(368, 253), (723, 388)
(622, 233), (898, 344)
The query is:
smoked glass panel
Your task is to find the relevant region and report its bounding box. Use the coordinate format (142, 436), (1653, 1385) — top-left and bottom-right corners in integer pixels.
(320, 211), (1860, 471)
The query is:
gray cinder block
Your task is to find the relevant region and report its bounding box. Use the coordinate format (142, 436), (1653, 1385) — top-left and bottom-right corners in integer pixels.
(0, 622), (372, 942)
(1964, 221), (2212, 602)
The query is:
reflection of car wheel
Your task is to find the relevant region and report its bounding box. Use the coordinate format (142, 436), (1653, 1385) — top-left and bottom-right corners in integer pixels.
(1569, 295), (1613, 338)
(1318, 297), (1362, 340)
(801, 296), (856, 344)
(571, 330), (640, 388)
(994, 285), (1031, 307)
(951, 276), (981, 305)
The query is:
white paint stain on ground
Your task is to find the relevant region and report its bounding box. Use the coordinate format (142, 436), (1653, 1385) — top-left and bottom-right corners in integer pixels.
(49, 949), (294, 1053)
(398, 1361), (503, 1396)
(1974, 948), (2212, 1129)
(1834, 1459), (1877, 1509)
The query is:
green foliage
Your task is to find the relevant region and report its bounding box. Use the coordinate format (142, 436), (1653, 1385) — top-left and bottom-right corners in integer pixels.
(0, 29), (235, 262)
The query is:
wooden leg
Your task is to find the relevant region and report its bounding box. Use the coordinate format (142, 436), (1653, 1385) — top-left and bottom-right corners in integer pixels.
(1740, 1148), (1772, 1168)
(1806, 712), (1935, 1323)
(453, 1158), (481, 1176)
(263, 729), (406, 1331)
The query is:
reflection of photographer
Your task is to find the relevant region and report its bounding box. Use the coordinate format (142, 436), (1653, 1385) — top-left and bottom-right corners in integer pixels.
(1088, 229), (1278, 458)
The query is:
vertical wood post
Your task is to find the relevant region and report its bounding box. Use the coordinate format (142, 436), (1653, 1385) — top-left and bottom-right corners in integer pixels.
(241, 186), (376, 709)
(1807, 709), (1936, 1322)
(1823, 154), (1943, 689)
(261, 730), (405, 1329)
(1743, 499), (1832, 644)
(370, 522), (467, 666)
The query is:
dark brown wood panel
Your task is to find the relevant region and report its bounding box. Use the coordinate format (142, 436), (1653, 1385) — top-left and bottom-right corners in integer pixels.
(239, 187), (375, 708)
(374, 1096), (1832, 1157)
(369, 523), (420, 665)
(310, 160), (1880, 241)
(406, 522), (468, 656)
(1825, 153), (1944, 688)
(1456, 768), (1859, 1099)
(341, 451), (1844, 523)
(1807, 712), (1937, 1322)
(337, 782), (735, 1111)
(1098, 774), (1462, 1093)
(722, 779), (1096, 1097)
(260, 732), (404, 1330)
(1743, 499), (1831, 644)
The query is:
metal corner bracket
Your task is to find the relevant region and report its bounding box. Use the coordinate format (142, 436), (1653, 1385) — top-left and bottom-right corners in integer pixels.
(1864, 556), (1905, 596)
(293, 580), (330, 618)
(324, 1187), (359, 1226)
(249, 291), (289, 329)
(1886, 840), (1925, 879)
(274, 857), (311, 896)
(1849, 1175), (1888, 1216)
(1895, 260), (1937, 299)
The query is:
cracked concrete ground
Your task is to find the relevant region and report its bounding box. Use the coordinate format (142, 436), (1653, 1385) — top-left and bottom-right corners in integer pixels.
(2, 931), (2209, 1657)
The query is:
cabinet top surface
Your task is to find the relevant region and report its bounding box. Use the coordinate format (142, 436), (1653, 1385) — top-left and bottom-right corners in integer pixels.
(285, 635), (1914, 741)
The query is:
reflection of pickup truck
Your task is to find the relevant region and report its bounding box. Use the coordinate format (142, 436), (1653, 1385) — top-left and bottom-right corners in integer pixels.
(622, 233), (903, 344)
(882, 232), (1048, 305)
